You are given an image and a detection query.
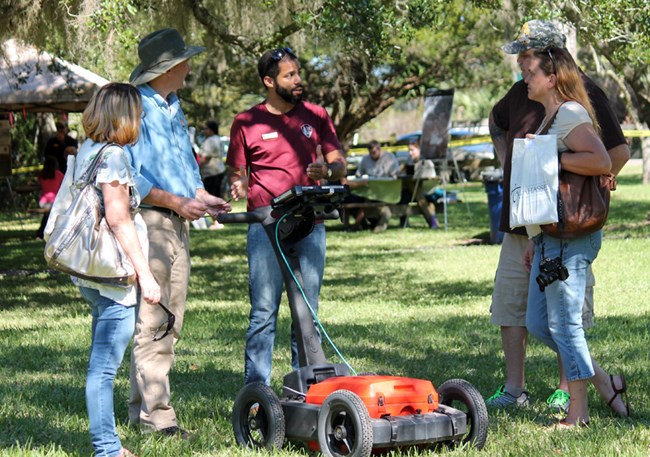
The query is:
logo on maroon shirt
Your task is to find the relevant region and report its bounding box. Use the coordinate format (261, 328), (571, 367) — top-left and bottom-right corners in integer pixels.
(301, 124), (313, 138)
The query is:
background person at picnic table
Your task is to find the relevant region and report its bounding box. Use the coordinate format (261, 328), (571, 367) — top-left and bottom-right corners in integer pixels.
(522, 46), (628, 427)
(486, 19), (630, 414)
(401, 138), (423, 176)
(226, 46), (345, 386)
(35, 155), (63, 240)
(74, 82), (161, 457)
(398, 138), (438, 227)
(344, 140), (399, 232)
(44, 121), (78, 174)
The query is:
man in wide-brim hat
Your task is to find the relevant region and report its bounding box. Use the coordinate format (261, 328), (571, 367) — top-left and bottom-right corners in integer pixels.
(129, 27), (205, 85)
(126, 27), (231, 439)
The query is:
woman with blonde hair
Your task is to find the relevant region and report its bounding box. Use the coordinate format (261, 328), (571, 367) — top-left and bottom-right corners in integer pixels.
(522, 47), (629, 427)
(75, 82), (160, 457)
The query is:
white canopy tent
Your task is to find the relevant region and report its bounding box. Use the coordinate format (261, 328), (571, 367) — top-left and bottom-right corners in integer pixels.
(0, 39), (108, 112)
(0, 39), (108, 222)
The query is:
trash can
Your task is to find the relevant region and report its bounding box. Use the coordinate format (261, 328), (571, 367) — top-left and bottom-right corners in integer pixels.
(482, 169), (504, 245)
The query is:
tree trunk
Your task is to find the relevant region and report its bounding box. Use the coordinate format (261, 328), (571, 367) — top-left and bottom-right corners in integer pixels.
(642, 134), (650, 184)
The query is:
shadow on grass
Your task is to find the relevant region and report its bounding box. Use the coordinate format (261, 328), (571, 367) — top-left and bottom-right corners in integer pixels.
(324, 272), (495, 304)
(1, 190), (649, 453)
(0, 227), (35, 243)
(3, 306), (648, 454)
(0, 345), (90, 453)
(0, 271), (84, 312)
(0, 416), (90, 455)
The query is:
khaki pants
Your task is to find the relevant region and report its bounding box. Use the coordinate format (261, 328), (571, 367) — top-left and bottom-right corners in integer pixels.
(129, 209), (190, 430)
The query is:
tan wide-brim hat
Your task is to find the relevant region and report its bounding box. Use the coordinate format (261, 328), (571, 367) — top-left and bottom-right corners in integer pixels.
(129, 28), (205, 86)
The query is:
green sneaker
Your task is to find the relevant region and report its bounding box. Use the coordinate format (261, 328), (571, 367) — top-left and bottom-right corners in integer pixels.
(485, 385), (530, 408)
(546, 389), (570, 413)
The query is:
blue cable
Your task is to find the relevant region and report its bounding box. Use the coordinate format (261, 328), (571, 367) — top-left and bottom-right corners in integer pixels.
(274, 213), (357, 376)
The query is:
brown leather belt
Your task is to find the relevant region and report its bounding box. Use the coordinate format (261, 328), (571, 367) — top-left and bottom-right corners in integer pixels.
(144, 206), (186, 220)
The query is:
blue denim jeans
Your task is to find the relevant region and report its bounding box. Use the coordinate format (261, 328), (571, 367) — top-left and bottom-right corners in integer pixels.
(80, 287), (136, 457)
(526, 231), (602, 382)
(245, 222), (326, 385)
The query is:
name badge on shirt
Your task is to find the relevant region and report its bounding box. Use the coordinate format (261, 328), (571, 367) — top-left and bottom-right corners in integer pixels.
(262, 132), (279, 140)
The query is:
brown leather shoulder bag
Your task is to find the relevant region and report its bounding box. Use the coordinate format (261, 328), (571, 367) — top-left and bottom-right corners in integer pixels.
(537, 105), (616, 239)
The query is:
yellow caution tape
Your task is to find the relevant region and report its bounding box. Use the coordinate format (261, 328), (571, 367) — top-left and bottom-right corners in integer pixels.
(8, 131), (650, 173)
(346, 130), (649, 156)
(347, 135), (494, 156)
(623, 130), (650, 138)
(11, 165), (43, 174)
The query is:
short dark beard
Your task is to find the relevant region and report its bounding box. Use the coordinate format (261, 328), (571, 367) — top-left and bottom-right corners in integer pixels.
(275, 83), (303, 105)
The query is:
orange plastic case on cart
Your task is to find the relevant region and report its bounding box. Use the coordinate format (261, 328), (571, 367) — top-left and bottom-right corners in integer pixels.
(304, 375), (439, 418)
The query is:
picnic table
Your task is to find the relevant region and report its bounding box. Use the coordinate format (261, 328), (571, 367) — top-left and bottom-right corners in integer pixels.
(341, 175), (439, 229)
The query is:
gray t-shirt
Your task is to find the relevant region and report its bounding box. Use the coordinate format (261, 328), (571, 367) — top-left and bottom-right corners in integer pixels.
(547, 101), (592, 153)
(356, 152), (399, 177)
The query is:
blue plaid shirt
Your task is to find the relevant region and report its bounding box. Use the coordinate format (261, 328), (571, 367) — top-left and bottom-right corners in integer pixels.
(127, 84), (203, 200)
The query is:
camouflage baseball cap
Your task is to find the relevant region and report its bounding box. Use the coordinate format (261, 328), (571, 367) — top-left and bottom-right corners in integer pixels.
(501, 20), (566, 54)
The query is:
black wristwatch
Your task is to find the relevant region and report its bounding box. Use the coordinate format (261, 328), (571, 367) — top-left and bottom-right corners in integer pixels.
(326, 167), (333, 179)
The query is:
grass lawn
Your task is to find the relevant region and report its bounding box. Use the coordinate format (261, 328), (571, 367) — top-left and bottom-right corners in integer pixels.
(1, 162), (648, 457)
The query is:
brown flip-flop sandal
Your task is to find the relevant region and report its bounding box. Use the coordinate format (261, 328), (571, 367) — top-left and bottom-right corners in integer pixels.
(607, 374), (630, 418)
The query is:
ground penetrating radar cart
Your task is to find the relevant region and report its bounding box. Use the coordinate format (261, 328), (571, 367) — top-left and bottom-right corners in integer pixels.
(219, 185), (488, 456)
